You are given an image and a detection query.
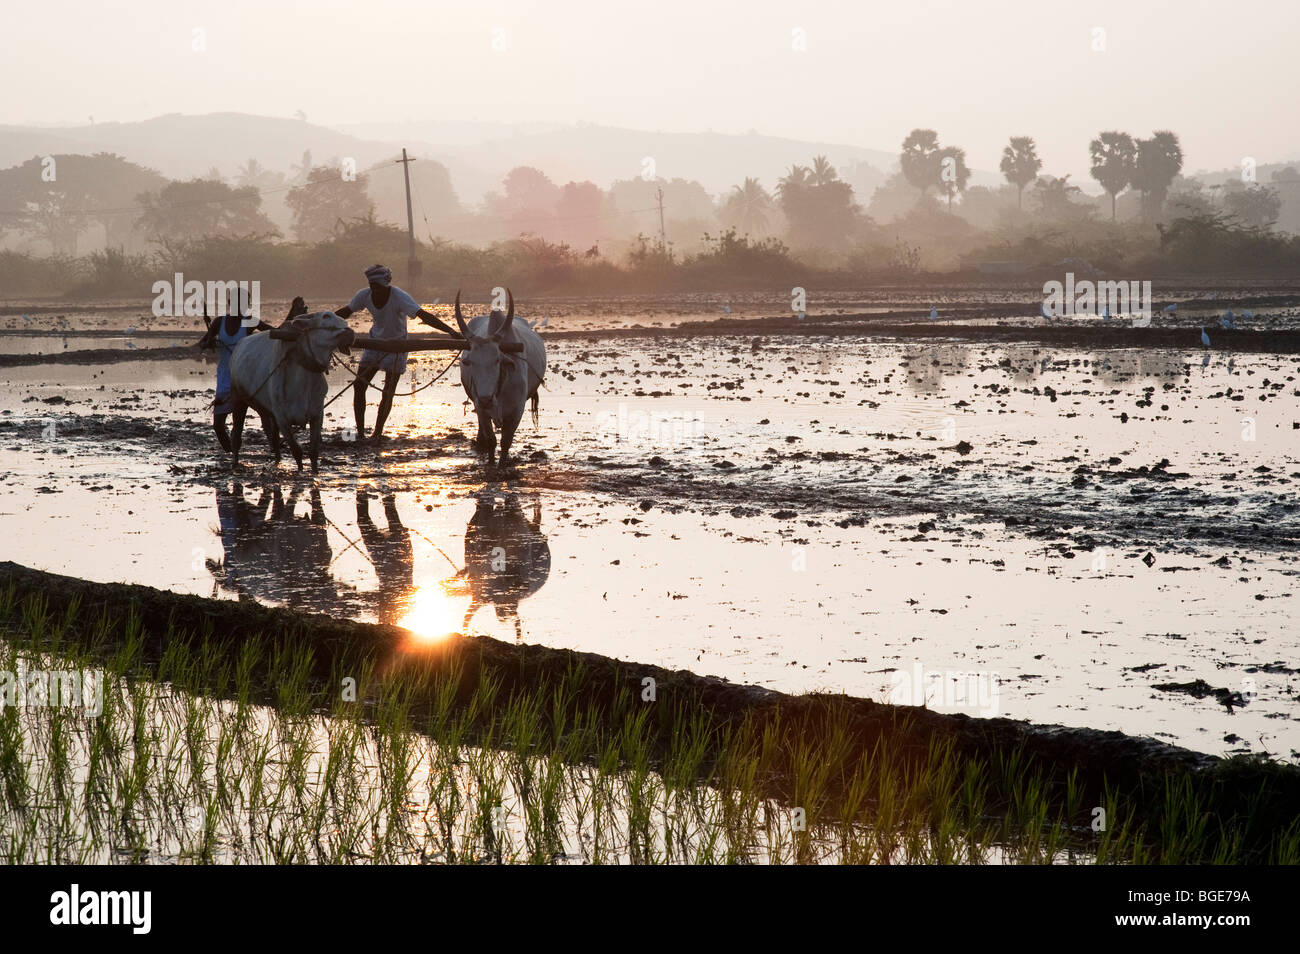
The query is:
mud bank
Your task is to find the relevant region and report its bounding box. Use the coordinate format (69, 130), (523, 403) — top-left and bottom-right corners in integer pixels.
(7, 320), (1299, 369)
(0, 345), (200, 368)
(667, 318), (1300, 353)
(3, 559), (1298, 859)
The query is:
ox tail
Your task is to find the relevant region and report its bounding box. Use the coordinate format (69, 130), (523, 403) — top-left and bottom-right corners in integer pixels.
(530, 391), (539, 429)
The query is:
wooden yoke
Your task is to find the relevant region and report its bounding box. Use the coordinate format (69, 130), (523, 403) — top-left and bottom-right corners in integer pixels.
(266, 328), (523, 353)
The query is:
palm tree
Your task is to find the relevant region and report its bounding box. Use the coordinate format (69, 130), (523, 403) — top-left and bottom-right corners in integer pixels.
(900, 129), (941, 197)
(725, 177), (773, 234)
(809, 155), (838, 186)
(236, 158), (266, 188)
(1000, 136), (1042, 210)
(1033, 174), (1083, 218)
(1133, 131), (1184, 221)
(776, 164), (810, 199)
(937, 146), (970, 210)
(1089, 131), (1137, 221)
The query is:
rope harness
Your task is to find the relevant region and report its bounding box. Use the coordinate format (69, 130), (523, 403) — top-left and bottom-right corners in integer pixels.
(334, 350), (459, 399)
(293, 332), (334, 374)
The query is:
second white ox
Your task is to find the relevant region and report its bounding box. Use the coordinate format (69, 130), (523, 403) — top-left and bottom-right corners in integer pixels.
(228, 311), (355, 473)
(454, 290), (546, 466)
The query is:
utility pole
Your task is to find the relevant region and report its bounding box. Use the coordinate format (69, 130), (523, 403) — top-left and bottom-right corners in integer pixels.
(396, 148), (421, 283)
(656, 187), (667, 253)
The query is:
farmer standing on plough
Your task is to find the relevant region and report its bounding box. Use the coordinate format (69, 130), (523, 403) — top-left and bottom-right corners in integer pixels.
(334, 264), (460, 444)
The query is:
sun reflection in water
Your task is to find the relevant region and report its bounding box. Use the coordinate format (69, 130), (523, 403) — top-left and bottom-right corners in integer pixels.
(395, 583), (463, 645)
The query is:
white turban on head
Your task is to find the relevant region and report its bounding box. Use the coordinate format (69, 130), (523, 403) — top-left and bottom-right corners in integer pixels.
(364, 264), (392, 287)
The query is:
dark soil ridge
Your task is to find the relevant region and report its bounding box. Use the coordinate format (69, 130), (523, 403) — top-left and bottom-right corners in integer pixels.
(2, 559), (1298, 861)
(5, 321), (1300, 369)
(666, 319), (1300, 353)
(0, 329), (199, 338)
(4, 286), (1300, 316)
(0, 345), (203, 368)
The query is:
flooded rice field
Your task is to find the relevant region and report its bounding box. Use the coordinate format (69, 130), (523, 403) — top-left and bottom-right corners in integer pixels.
(0, 332), (192, 356)
(2, 298), (1297, 765)
(3, 651), (1064, 865)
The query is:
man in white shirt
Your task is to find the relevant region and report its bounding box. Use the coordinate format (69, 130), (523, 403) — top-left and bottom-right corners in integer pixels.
(334, 264), (459, 443)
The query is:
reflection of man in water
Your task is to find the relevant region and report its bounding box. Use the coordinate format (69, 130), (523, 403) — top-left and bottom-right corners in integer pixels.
(356, 489), (415, 625)
(208, 481), (271, 596)
(445, 490), (551, 641)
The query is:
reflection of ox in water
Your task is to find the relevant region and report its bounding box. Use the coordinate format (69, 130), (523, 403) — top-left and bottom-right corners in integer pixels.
(442, 490), (551, 641)
(207, 481), (363, 616)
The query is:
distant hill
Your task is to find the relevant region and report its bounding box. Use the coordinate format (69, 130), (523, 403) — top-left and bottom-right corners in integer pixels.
(1187, 160), (1300, 188)
(10, 113), (1298, 214)
(0, 113), (393, 181)
(336, 119), (569, 147)
(339, 120), (911, 199)
(0, 113), (997, 205)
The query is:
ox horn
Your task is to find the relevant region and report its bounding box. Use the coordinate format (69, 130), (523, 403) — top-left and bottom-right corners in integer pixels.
(454, 290), (470, 338)
(506, 288), (514, 321)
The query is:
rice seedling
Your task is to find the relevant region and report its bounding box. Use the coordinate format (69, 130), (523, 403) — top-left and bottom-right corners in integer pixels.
(0, 583), (1295, 865)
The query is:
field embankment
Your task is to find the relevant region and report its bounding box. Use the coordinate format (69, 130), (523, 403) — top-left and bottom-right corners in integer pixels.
(3, 560), (1297, 863)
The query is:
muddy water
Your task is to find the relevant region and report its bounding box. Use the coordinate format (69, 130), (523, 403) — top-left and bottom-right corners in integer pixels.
(0, 333), (192, 355)
(1, 332), (1297, 762)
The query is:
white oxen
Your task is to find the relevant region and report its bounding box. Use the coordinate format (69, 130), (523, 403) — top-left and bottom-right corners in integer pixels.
(228, 311), (355, 472)
(454, 290), (546, 466)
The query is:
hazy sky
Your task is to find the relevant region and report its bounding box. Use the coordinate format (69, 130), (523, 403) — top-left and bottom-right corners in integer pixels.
(8, 0), (1299, 179)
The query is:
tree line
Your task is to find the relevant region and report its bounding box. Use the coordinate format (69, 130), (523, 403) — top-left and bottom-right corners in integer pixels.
(0, 130), (1295, 282)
